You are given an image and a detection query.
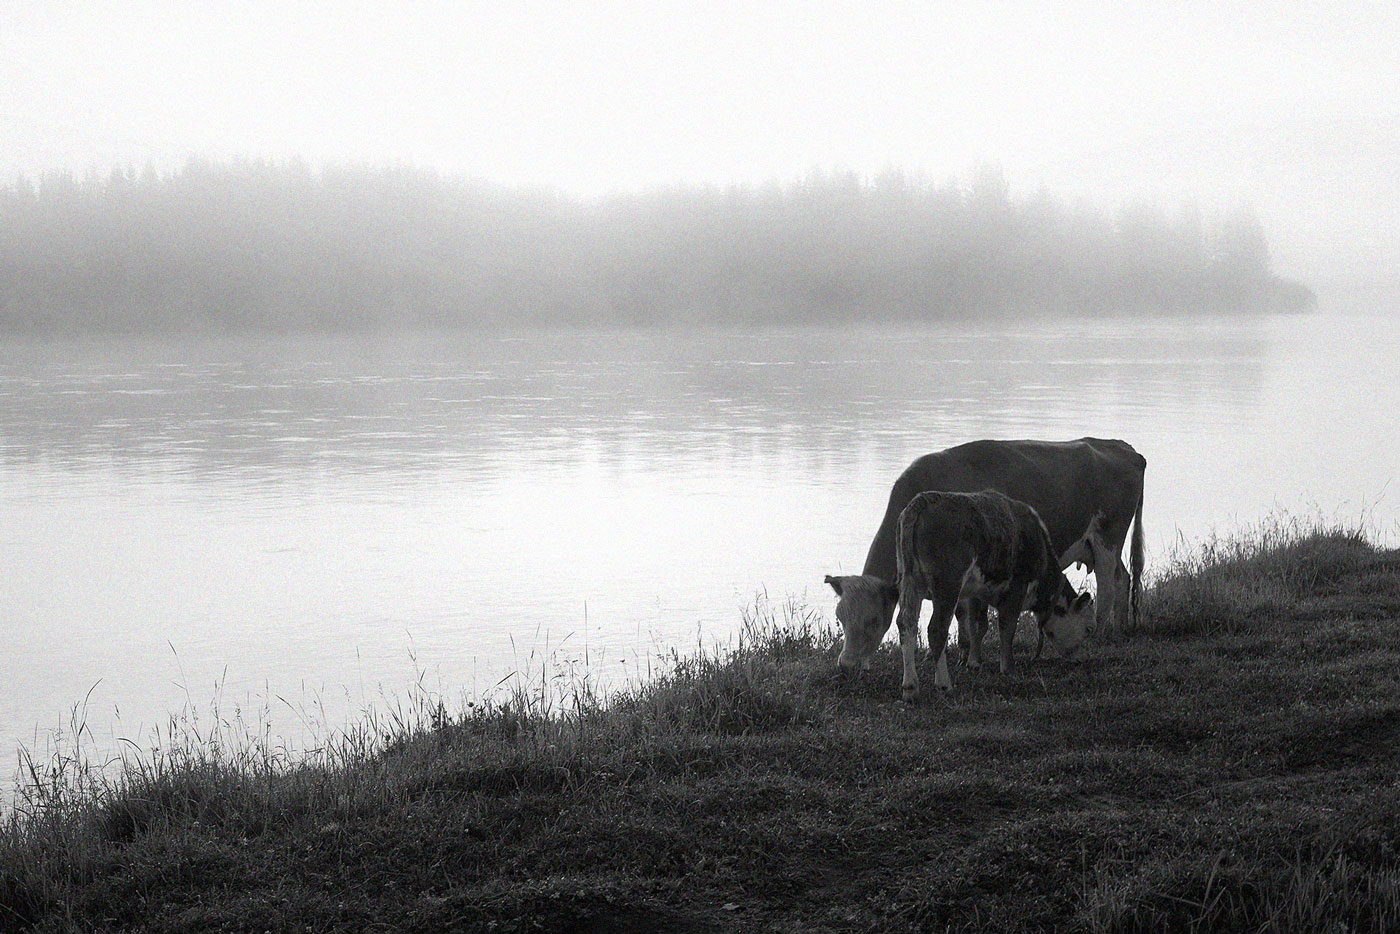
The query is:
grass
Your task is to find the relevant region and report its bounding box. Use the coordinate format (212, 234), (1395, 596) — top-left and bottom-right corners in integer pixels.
(1142, 514), (1381, 636)
(4, 520), (1400, 931)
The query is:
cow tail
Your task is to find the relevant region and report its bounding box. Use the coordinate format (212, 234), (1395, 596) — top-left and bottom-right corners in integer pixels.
(1130, 486), (1145, 628)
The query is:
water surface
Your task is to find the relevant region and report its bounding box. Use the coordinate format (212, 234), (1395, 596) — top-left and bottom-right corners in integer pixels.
(2, 311), (1397, 764)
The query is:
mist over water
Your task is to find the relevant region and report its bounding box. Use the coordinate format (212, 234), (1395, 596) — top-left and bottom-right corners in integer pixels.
(0, 163), (1312, 334)
(3, 309), (1397, 764)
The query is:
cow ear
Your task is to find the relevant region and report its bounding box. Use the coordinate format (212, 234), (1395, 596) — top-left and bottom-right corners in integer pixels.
(824, 575), (844, 596)
(1073, 590), (1093, 611)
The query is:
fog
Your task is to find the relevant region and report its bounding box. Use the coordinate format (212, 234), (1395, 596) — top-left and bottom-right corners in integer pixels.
(0, 161), (1310, 332)
(2, 1), (1396, 297)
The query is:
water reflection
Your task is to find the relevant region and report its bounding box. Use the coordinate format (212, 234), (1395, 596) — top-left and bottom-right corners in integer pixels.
(0, 319), (1267, 482)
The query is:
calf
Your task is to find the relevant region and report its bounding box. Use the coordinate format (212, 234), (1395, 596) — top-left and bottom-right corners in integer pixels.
(893, 489), (1092, 700)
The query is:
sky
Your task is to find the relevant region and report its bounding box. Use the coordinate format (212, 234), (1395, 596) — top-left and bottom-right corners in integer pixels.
(2, 1), (1398, 287)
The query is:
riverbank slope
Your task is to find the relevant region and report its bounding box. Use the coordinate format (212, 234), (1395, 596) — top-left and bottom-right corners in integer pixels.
(4, 521), (1399, 931)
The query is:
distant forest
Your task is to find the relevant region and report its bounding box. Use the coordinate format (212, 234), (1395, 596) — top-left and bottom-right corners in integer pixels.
(0, 160), (1314, 333)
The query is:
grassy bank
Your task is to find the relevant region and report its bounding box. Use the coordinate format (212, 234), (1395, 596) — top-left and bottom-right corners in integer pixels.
(5, 520), (1400, 932)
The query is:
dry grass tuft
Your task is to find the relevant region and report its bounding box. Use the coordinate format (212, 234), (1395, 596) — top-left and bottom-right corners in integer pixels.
(1143, 514), (1378, 636)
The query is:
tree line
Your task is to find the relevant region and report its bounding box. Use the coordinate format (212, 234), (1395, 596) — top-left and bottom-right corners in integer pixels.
(0, 160), (1314, 333)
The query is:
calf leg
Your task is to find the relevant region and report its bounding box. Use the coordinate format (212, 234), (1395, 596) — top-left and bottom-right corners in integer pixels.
(929, 596), (958, 692)
(996, 587), (1029, 674)
(895, 588), (923, 702)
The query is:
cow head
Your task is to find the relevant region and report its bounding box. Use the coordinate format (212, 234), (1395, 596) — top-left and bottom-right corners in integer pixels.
(825, 574), (899, 671)
(1037, 587), (1094, 659)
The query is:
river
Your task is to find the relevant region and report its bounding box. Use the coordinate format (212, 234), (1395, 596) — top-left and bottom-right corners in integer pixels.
(2, 308), (1397, 765)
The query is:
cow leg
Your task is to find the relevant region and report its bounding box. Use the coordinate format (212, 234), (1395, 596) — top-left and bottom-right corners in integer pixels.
(957, 597), (989, 668)
(1089, 537), (1121, 635)
(895, 588), (923, 702)
(1112, 556), (1132, 631)
(954, 600), (971, 665)
(973, 598), (991, 662)
(963, 599), (996, 663)
(995, 588), (1028, 674)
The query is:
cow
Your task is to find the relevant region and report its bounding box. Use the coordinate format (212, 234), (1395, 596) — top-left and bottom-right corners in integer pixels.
(825, 438), (1145, 677)
(890, 490), (1094, 699)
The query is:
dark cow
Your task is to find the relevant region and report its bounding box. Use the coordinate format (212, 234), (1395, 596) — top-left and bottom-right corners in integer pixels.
(825, 438), (1145, 675)
(891, 490), (1093, 699)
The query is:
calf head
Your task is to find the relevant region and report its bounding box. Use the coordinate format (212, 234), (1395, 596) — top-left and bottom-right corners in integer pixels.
(1036, 586), (1094, 659)
(824, 574), (899, 671)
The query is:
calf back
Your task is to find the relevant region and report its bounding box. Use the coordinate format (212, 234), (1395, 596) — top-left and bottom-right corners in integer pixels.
(897, 490), (1056, 609)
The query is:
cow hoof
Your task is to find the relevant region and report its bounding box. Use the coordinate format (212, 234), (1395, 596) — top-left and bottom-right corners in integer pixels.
(901, 685), (919, 703)
(966, 658), (982, 670)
